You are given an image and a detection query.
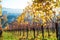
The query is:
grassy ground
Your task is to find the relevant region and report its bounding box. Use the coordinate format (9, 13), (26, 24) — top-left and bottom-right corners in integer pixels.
(0, 31), (57, 40)
(0, 31), (19, 40)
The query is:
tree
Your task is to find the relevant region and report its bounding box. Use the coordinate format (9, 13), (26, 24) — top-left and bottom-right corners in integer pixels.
(17, 0), (60, 39)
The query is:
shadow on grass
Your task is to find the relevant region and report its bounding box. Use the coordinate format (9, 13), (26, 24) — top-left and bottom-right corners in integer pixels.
(0, 36), (3, 40)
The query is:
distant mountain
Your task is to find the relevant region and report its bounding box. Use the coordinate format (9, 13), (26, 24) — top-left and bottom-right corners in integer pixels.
(2, 8), (23, 23)
(2, 8), (23, 15)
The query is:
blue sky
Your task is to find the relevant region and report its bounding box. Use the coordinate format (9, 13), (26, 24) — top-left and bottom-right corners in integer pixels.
(1, 0), (32, 9)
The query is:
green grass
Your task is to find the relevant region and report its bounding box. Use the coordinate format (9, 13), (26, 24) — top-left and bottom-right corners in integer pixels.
(0, 31), (57, 40)
(0, 31), (19, 40)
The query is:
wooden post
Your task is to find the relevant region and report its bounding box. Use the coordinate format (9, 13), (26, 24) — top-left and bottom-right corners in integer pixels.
(23, 28), (24, 36)
(33, 28), (35, 39)
(55, 22), (58, 40)
(41, 25), (44, 39)
(37, 28), (38, 36)
(47, 27), (50, 38)
(20, 29), (21, 36)
(26, 26), (28, 39)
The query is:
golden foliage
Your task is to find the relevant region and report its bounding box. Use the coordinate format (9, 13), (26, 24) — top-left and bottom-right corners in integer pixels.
(17, 0), (60, 25)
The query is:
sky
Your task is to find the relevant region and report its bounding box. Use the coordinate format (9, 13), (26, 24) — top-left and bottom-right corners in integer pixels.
(1, 0), (32, 9)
